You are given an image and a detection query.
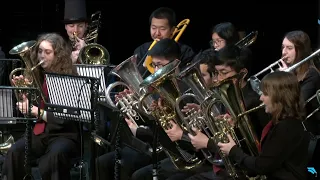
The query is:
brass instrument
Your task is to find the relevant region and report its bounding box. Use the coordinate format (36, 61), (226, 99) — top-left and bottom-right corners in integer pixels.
(0, 135), (14, 154)
(175, 57), (216, 164)
(138, 59), (204, 170)
(73, 11), (110, 65)
(235, 31), (258, 49)
(105, 55), (154, 126)
(145, 19), (190, 74)
(9, 40), (46, 103)
(249, 48), (320, 98)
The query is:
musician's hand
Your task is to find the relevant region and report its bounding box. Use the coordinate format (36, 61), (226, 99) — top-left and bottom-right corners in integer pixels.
(165, 120), (183, 142)
(115, 89), (132, 102)
(12, 75), (31, 86)
(223, 114), (235, 127)
(278, 58), (288, 71)
(181, 103), (200, 113)
(217, 134), (236, 156)
(125, 118), (138, 136)
(71, 50), (80, 64)
(188, 127), (209, 150)
(16, 94), (38, 116)
(74, 36), (87, 50)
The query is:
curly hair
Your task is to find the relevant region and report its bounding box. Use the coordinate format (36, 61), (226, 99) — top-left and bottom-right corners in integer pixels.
(261, 71), (305, 123)
(30, 33), (77, 81)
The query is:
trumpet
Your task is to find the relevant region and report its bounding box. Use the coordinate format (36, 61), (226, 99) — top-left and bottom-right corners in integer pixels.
(248, 48), (320, 95)
(144, 19), (190, 74)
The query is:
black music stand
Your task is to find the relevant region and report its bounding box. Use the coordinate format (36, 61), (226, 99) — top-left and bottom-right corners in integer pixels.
(43, 72), (100, 180)
(0, 86), (40, 180)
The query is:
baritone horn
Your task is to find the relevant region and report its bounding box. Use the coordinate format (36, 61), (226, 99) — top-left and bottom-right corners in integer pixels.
(138, 59), (204, 170)
(8, 40), (46, 103)
(145, 19), (190, 74)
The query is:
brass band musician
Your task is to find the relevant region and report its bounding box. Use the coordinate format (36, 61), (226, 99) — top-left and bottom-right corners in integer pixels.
(2, 33), (80, 180)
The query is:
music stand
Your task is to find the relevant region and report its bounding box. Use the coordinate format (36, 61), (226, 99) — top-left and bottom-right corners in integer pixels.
(44, 72), (100, 180)
(0, 86), (40, 180)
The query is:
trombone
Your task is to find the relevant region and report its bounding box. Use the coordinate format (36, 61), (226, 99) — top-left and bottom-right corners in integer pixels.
(144, 19), (190, 74)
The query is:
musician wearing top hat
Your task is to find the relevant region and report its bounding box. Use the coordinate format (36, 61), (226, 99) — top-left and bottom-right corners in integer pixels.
(63, 0), (88, 64)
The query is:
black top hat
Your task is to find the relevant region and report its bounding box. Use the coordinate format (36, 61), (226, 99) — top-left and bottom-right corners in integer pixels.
(63, 0), (88, 24)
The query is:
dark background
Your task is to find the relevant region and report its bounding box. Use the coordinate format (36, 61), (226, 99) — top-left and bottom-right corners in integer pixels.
(0, 1), (319, 76)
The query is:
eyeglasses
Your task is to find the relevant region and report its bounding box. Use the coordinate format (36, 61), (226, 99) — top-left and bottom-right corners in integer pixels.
(209, 39), (225, 47)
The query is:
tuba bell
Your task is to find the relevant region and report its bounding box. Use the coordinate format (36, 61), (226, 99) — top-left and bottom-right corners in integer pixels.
(138, 59), (204, 170)
(9, 40), (46, 104)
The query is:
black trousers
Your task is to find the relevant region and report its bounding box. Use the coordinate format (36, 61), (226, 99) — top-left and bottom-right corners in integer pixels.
(131, 157), (213, 180)
(96, 146), (152, 180)
(2, 133), (79, 180)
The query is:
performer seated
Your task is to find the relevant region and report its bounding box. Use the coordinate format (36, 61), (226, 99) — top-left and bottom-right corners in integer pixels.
(219, 71), (310, 180)
(2, 33), (80, 180)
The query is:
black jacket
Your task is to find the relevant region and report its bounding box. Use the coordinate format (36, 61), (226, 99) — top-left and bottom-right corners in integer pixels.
(229, 118), (310, 180)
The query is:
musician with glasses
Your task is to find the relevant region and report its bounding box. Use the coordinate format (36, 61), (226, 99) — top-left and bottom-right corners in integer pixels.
(185, 44), (270, 180)
(2, 33), (80, 180)
(279, 30), (320, 171)
(62, 0), (88, 63)
(209, 22), (239, 51)
(134, 7), (195, 78)
(219, 71), (310, 180)
(131, 44), (216, 180)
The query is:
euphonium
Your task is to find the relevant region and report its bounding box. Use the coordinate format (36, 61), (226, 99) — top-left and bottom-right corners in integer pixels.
(144, 19), (190, 74)
(138, 59), (204, 170)
(105, 55), (154, 126)
(175, 58), (242, 178)
(9, 40), (46, 104)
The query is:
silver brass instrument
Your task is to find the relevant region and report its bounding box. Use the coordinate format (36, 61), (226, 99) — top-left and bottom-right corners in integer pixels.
(249, 48), (320, 96)
(235, 31), (258, 49)
(138, 60), (204, 170)
(175, 58), (216, 164)
(105, 55), (153, 126)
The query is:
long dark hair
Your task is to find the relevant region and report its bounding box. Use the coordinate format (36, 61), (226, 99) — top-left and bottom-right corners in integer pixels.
(261, 71), (305, 123)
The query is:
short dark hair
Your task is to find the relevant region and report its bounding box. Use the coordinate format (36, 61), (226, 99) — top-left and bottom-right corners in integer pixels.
(149, 7), (176, 28)
(214, 44), (252, 75)
(148, 38), (181, 60)
(198, 49), (216, 77)
(211, 22), (239, 45)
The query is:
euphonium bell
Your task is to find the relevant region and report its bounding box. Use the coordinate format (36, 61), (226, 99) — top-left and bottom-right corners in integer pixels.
(9, 40), (45, 103)
(138, 59), (204, 170)
(105, 55), (153, 126)
(78, 43), (110, 65)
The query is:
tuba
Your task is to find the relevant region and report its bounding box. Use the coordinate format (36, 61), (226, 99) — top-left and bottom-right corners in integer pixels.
(138, 60), (204, 170)
(74, 11), (110, 65)
(144, 19), (190, 74)
(105, 55), (154, 126)
(9, 40), (46, 104)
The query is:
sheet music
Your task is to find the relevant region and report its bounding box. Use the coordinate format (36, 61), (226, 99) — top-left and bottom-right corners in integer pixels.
(75, 64), (106, 101)
(0, 89), (13, 118)
(46, 73), (97, 122)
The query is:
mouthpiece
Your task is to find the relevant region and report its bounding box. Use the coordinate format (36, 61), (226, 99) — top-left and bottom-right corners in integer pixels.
(31, 60), (44, 71)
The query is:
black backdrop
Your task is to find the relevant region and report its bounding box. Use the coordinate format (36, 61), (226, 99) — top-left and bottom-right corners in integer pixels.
(0, 1), (318, 76)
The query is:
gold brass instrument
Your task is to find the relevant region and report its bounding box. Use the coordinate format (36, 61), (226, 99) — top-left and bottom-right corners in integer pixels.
(9, 40), (46, 103)
(0, 135), (14, 154)
(72, 11), (110, 65)
(138, 59), (204, 170)
(145, 19), (190, 74)
(175, 57), (216, 164)
(235, 31), (258, 49)
(105, 55), (154, 126)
